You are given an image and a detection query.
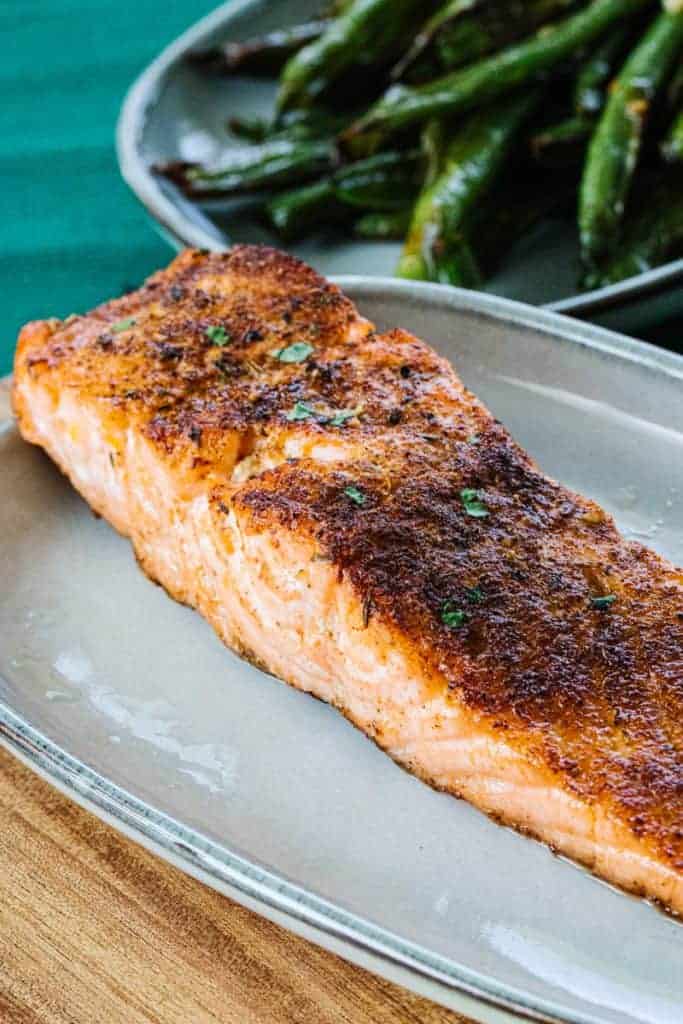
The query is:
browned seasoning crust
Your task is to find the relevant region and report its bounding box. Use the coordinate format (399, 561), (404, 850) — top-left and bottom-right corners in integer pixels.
(14, 246), (683, 880)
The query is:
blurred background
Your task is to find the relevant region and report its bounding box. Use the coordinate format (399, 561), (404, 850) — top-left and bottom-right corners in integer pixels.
(1, 0), (680, 378)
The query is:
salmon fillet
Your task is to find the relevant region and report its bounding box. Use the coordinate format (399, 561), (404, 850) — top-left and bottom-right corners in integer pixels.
(12, 246), (683, 914)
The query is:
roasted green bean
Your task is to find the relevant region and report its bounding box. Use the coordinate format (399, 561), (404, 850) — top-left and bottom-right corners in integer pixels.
(354, 209), (413, 239)
(397, 92), (538, 285)
(333, 150), (424, 209)
(662, 105), (683, 162)
(227, 116), (272, 143)
(343, 0), (652, 156)
(595, 177), (683, 285)
(394, 0), (580, 83)
(266, 181), (343, 239)
(229, 108), (353, 144)
(191, 21), (330, 76)
(277, 0), (431, 113)
(159, 139), (337, 196)
(573, 23), (635, 115)
(531, 115), (592, 167)
(266, 151), (423, 238)
(579, 10), (683, 275)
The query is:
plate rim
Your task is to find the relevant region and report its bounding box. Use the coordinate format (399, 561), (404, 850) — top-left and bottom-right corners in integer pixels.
(116, 0), (683, 319)
(3, 281), (683, 1024)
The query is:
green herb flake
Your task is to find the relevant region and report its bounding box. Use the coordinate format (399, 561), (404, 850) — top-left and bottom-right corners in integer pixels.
(440, 602), (468, 629)
(111, 317), (136, 333)
(286, 401), (315, 422)
(330, 405), (363, 427)
(205, 325), (231, 346)
(460, 488), (489, 518)
(271, 341), (314, 364)
(591, 594), (617, 610)
(344, 485), (366, 506)
(466, 586), (484, 604)
(467, 433), (480, 445)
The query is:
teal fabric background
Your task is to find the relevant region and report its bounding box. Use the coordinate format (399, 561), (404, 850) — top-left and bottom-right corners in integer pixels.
(1, 1), (215, 376)
(1, 1), (679, 378)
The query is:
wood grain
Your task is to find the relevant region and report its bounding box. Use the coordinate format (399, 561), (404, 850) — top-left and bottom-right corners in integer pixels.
(0, 746), (471, 1024)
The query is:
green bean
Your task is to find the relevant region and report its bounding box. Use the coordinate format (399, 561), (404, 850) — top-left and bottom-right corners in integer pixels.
(421, 119), (447, 188)
(667, 64), (683, 108)
(227, 116), (271, 142)
(277, 0), (430, 113)
(190, 21), (330, 76)
(579, 11), (683, 275)
(392, 0), (489, 82)
(333, 150), (424, 209)
(406, 238), (483, 286)
(265, 151), (423, 238)
(229, 108), (352, 144)
(343, 0), (652, 155)
(530, 21), (638, 166)
(662, 105), (683, 162)
(354, 209), (413, 239)
(592, 177), (683, 286)
(531, 115), (592, 167)
(327, 0), (356, 13)
(573, 23), (635, 115)
(394, 0), (580, 83)
(266, 181), (343, 240)
(657, 63), (683, 156)
(158, 139), (337, 197)
(397, 91), (539, 285)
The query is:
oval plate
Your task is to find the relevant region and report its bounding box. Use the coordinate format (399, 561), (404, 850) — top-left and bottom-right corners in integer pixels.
(116, 0), (683, 335)
(2, 281), (683, 1024)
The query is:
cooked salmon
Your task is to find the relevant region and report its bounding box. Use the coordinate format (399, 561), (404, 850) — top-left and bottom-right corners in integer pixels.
(12, 246), (683, 914)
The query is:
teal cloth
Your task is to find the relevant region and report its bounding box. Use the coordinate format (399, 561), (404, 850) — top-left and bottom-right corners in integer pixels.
(1, 1), (215, 376)
(1, 1), (679, 377)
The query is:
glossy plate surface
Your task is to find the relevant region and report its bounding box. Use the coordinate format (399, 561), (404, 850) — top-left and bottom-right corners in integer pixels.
(116, 0), (683, 334)
(2, 282), (683, 1024)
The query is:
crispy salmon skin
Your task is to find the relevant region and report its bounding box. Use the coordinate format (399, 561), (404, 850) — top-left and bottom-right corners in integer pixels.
(13, 246), (683, 913)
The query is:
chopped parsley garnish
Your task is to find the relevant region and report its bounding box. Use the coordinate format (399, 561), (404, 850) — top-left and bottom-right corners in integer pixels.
(271, 341), (314, 363)
(330, 405), (363, 427)
(286, 401), (315, 422)
(441, 602), (467, 629)
(460, 488), (489, 518)
(591, 594), (616, 609)
(467, 433), (480, 445)
(284, 402), (363, 426)
(344, 485), (366, 506)
(466, 586), (484, 604)
(205, 325), (231, 346)
(112, 317), (136, 333)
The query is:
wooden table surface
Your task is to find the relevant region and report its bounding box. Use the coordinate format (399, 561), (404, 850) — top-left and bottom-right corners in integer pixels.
(0, 745), (472, 1024)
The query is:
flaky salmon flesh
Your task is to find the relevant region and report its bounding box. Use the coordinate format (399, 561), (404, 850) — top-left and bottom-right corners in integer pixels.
(12, 246), (683, 914)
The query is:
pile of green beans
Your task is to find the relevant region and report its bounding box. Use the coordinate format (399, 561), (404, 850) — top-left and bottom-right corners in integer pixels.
(164, 0), (683, 291)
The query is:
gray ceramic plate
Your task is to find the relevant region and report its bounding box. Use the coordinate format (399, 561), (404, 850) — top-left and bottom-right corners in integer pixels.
(116, 0), (683, 336)
(2, 281), (683, 1024)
